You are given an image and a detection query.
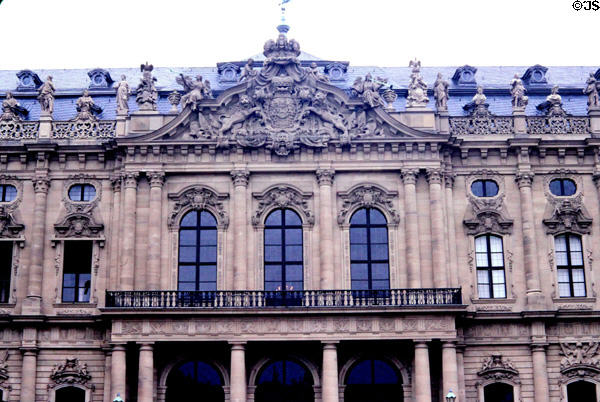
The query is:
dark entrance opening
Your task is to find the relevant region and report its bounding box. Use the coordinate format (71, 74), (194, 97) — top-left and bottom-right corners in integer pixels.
(567, 380), (596, 402)
(55, 387), (85, 402)
(344, 359), (403, 402)
(483, 382), (514, 402)
(166, 361), (224, 402)
(255, 359), (314, 402)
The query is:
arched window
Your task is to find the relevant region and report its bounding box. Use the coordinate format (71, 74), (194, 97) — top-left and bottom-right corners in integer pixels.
(255, 359), (314, 402)
(483, 382), (514, 402)
(345, 359), (402, 402)
(68, 184), (96, 202)
(178, 210), (218, 291)
(567, 380), (596, 402)
(166, 361), (224, 402)
(350, 208), (390, 290)
(475, 234), (506, 298)
(555, 234), (586, 297)
(55, 387), (85, 402)
(264, 209), (303, 291)
(471, 179), (499, 197)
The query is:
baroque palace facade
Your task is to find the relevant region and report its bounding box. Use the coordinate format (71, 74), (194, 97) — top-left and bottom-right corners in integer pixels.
(0, 27), (600, 402)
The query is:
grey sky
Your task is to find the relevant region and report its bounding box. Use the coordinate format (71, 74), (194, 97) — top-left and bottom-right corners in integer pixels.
(0, 0), (597, 70)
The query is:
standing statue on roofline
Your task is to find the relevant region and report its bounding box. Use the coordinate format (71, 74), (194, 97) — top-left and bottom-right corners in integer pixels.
(510, 74), (528, 111)
(136, 62), (158, 111)
(584, 73), (599, 110)
(1, 92), (28, 121)
(406, 59), (429, 108)
(115, 75), (130, 115)
(433, 73), (449, 111)
(38, 76), (56, 116)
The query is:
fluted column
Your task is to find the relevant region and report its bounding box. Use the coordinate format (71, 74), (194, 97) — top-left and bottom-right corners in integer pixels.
(231, 170), (250, 290)
(322, 342), (339, 402)
(401, 169), (421, 288)
(147, 172), (165, 290)
(230, 342), (247, 402)
(516, 172), (543, 307)
(531, 345), (550, 402)
(111, 344), (127, 401)
(442, 342), (459, 401)
(427, 169), (447, 287)
(138, 343), (154, 402)
(120, 173), (139, 291)
(25, 176), (50, 313)
(414, 341), (431, 402)
(20, 349), (38, 402)
(316, 169), (335, 289)
(444, 173), (458, 287)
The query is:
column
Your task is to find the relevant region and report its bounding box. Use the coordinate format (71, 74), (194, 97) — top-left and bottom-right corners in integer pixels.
(20, 349), (38, 402)
(103, 347), (113, 402)
(531, 345), (550, 402)
(120, 173), (139, 290)
(401, 170), (421, 288)
(231, 170), (249, 290)
(316, 169), (335, 289)
(442, 342), (459, 400)
(109, 175), (122, 291)
(147, 172), (165, 290)
(414, 341), (431, 402)
(138, 343), (154, 402)
(444, 173), (458, 287)
(111, 344), (127, 401)
(427, 169), (447, 287)
(322, 342), (339, 402)
(230, 342), (247, 402)
(25, 176), (50, 313)
(456, 345), (466, 402)
(516, 172), (543, 308)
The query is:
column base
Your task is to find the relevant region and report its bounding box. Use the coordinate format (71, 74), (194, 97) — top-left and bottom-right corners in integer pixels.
(21, 296), (42, 315)
(526, 290), (546, 310)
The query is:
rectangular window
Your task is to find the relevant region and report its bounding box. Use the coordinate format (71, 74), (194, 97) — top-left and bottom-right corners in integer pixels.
(0, 242), (12, 303)
(62, 240), (92, 303)
(555, 234), (586, 297)
(475, 235), (507, 299)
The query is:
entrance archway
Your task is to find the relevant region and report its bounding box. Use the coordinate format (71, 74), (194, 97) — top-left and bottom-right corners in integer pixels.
(255, 359), (314, 402)
(55, 387), (85, 402)
(483, 382), (514, 402)
(567, 380), (596, 402)
(344, 359), (403, 402)
(166, 361), (225, 402)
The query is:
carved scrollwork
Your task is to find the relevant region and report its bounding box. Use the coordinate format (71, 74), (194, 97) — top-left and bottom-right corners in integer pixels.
(0, 121), (38, 140)
(168, 186), (229, 230)
(527, 114), (589, 135)
(0, 350), (8, 384)
(543, 174), (592, 234)
(463, 170), (513, 235)
(48, 358), (94, 389)
(337, 184), (400, 226)
(51, 120), (116, 139)
(54, 214), (104, 239)
(0, 177), (24, 241)
(477, 354), (520, 382)
(62, 175), (102, 214)
(559, 342), (600, 381)
(252, 185), (314, 226)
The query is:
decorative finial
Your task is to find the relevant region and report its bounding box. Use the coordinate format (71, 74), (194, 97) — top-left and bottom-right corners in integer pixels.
(277, 0), (291, 34)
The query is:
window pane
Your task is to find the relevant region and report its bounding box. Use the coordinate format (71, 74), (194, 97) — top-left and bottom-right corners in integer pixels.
(352, 280), (369, 290)
(557, 268), (570, 283)
(285, 229), (302, 245)
(493, 284), (506, 298)
(201, 229), (217, 246)
(199, 211), (217, 227)
(264, 229), (282, 245)
(265, 246), (282, 262)
(265, 210), (282, 226)
(475, 236), (488, 253)
(371, 244), (388, 260)
(350, 245), (368, 261)
(285, 209), (302, 226)
(558, 283), (571, 297)
(265, 265), (282, 282)
(570, 250), (583, 266)
(78, 273), (91, 288)
(490, 252), (504, 267)
(285, 245), (303, 262)
(199, 266), (216, 282)
(179, 282), (196, 291)
(199, 282), (217, 291)
(555, 235), (567, 252)
(62, 288), (75, 302)
(489, 236), (503, 252)
(179, 266), (196, 282)
(350, 209), (367, 225)
(569, 235), (582, 251)
(477, 270), (489, 284)
(573, 283), (586, 297)
(485, 181), (499, 197)
(478, 285), (490, 298)
(372, 263), (389, 280)
(476, 253), (489, 268)
(491, 269), (505, 284)
(181, 211), (197, 227)
(555, 251), (568, 267)
(350, 228), (368, 244)
(3, 185), (16, 202)
(179, 247), (196, 263)
(68, 185), (82, 201)
(371, 280), (389, 290)
(179, 230), (197, 246)
(285, 265), (303, 281)
(370, 227), (388, 244)
(286, 281), (302, 290)
(63, 273), (76, 287)
(471, 181), (484, 197)
(572, 268), (585, 282)
(369, 209), (387, 224)
(82, 185), (96, 201)
(264, 281), (279, 291)
(199, 246), (217, 262)
(563, 179), (577, 196)
(351, 264), (368, 280)
(549, 179), (563, 196)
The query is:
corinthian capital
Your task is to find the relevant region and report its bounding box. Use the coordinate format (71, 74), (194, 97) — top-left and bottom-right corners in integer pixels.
(231, 170), (250, 187)
(401, 169), (419, 185)
(33, 176), (50, 194)
(110, 174), (122, 192)
(426, 168), (442, 185)
(147, 171), (165, 188)
(444, 171), (456, 188)
(515, 171), (534, 188)
(122, 172), (140, 189)
(316, 169), (335, 186)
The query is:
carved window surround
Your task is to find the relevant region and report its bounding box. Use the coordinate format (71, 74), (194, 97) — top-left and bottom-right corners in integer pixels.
(558, 342), (600, 400)
(0, 178), (25, 305)
(546, 235), (596, 299)
(463, 171), (513, 236)
(51, 240), (102, 305)
(542, 171), (591, 235)
(476, 354), (522, 402)
(553, 296), (596, 311)
(47, 358), (94, 402)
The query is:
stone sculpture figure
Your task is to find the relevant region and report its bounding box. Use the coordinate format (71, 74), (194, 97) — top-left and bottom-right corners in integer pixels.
(114, 75), (130, 115)
(406, 59), (429, 108)
(462, 85), (489, 115)
(472, 85), (487, 106)
(352, 73), (386, 108)
(178, 75), (212, 110)
(136, 62), (158, 111)
(510, 74), (529, 110)
(547, 85), (562, 105)
(306, 62), (329, 83)
(239, 59), (257, 82)
(74, 90), (102, 121)
(433, 73), (449, 111)
(584, 73), (599, 109)
(536, 85), (564, 115)
(1, 92), (28, 121)
(38, 76), (56, 115)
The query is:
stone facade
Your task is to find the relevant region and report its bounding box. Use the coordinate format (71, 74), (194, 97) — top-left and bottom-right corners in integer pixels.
(0, 28), (599, 402)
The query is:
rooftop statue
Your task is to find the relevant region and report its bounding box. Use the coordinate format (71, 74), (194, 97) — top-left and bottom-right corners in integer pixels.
(510, 74), (529, 111)
(306, 62), (329, 83)
(463, 85), (489, 115)
(239, 59), (257, 82)
(584, 73), (599, 110)
(178, 74), (213, 111)
(433, 73), (449, 111)
(406, 59), (429, 108)
(352, 73), (386, 108)
(114, 75), (130, 115)
(537, 85), (565, 115)
(136, 62), (158, 111)
(73, 90), (102, 121)
(38, 76), (56, 116)
(1, 92), (28, 122)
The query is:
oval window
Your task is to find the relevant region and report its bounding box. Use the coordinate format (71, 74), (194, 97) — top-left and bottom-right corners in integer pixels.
(549, 178), (576, 196)
(0, 185), (17, 202)
(471, 180), (499, 197)
(68, 184), (97, 202)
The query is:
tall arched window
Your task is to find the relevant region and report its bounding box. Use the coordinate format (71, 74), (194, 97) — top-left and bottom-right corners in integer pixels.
(255, 359), (314, 402)
(55, 387), (85, 402)
(555, 234), (586, 297)
(475, 234), (506, 298)
(483, 382), (514, 402)
(264, 209), (303, 291)
(178, 210), (218, 291)
(345, 359), (403, 402)
(350, 208), (390, 290)
(166, 361), (224, 402)
(567, 380), (596, 402)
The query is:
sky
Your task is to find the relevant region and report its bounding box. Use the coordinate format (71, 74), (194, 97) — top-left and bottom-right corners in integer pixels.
(0, 0), (597, 70)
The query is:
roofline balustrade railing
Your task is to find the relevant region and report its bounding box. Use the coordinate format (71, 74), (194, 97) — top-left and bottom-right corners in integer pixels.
(105, 288), (462, 309)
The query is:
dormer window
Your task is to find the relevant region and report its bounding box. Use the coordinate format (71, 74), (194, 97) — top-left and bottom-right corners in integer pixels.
(68, 184), (97, 202)
(521, 64), (548, 86)
(452, 65), (477, 86)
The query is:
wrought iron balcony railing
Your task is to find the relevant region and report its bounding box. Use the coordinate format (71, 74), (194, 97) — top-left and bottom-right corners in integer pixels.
(105, 288), (462, 309)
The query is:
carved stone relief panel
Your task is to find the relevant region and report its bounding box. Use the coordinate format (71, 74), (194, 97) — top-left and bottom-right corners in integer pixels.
(463, 170), (513, 235)
(542, 170), (592, 235)
(0, 176), (24, 242)
(168, 185), (229, 230)
(337, 184), (400, 226)
(251, 185), (314, 227)
(558, 342), (600, 394)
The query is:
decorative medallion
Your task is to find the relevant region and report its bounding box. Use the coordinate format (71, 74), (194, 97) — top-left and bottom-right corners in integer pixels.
(252, 185), (314, 226)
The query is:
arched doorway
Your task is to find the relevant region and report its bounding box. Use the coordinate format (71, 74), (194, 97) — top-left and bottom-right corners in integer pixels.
(483, 382), (514, 402)
(344, 359), (402, 402)
(166, 361), (225, 402)
(255, 359), (314, 402)
(55, 387), (85, 402)
(567, 380), (596, 402)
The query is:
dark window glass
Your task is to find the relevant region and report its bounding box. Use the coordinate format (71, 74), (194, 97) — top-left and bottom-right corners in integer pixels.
(350, 208), (389, 290)
(264, 209), (303, 291)
(68, 184), (97, 202)
(471, 180), (499, 197)
(566, 380), (597, 402)
(345, 359), (402, 402)
(483, 383), (514, 402)
(256, 360), (314, 402)
(549, 178), (577, 196)
(166, 361), (224, 402)
(178, 210), (218, 291)
(0, 185), (17, 202)
(55, 387), (86, 402)
(62, 241), (92, 303)
(475, 234), (506, 299)
(0, 242), (12, 303)
(555, 234), (586, 297)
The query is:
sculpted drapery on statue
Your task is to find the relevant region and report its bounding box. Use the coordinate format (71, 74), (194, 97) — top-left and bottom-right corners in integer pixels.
(510, 74), (529, 111)
(136, 62), (158, 111)
(406, 59), (429, 108)
(433, 73), (449, 111)
(1, 92), (28, 121)
(38, 76), (56, 115)
(115, 75), (130, 115)
(73, 90), (102, 122)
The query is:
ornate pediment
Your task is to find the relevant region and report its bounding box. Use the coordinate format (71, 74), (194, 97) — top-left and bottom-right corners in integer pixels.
(337, 184), (400, 225)
(560, 342), (600, 379)
(252, 185), (314, 226)
(168, 186), (229, 229)
(49, 358), (93, 389)
(477, 354), (519, 381)
(543, 194), (592, 235)
(463, 171), (513, 235)
(0, 207), (24, 239)
(54, 213), (104, 239)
